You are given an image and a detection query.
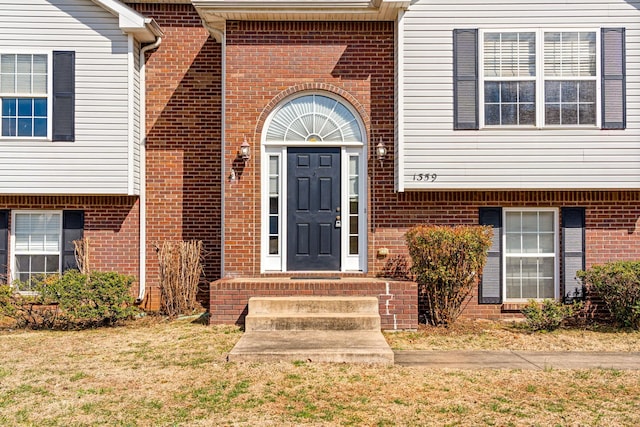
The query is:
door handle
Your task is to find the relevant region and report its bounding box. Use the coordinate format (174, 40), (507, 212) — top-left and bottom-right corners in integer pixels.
(335, 215), (341, 228)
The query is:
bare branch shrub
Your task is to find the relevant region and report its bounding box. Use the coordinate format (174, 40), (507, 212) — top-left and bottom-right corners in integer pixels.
(73, 237), (90, 279)
(157, 240), (203, 318)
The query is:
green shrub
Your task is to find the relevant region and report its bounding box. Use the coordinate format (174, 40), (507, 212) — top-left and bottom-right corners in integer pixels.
(577, 261), (640, 329)
(1, 270), (138, 329)
(406, 225), (493, 325)
(40, 270), (138, 327)
(521, 299), (580, 331)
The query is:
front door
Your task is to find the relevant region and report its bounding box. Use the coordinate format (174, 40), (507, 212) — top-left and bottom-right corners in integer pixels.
(287, 147), (341, 271)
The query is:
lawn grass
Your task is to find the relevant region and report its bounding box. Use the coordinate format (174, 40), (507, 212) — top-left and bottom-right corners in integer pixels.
(0, 317), (639, 426)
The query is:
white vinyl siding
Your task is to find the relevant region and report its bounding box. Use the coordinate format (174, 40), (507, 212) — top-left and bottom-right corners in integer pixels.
(0, 0), (141, 195)
(400, 0), (640, 190)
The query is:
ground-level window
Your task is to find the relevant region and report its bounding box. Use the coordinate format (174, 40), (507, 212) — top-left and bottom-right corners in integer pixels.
(12, 211), (61, 292)
(504, 209), (558, 300)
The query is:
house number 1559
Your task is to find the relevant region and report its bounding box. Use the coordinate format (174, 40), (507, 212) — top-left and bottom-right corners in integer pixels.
(413, 173), (438, 182)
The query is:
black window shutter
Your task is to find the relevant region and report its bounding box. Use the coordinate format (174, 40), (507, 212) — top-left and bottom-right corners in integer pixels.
(453, 29), (479, 130)
(62, 210), (84, 272)
(0, 210), (8, 284)
(562, 207), (586, 302)
(479, 207), (502, 304)
(601, 28), (626, 130)
(52, 51), (75, 142)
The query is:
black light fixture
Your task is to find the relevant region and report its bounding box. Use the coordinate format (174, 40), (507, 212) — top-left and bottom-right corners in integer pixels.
(240, 138), (251, 163)
(376, 140), (387, 165)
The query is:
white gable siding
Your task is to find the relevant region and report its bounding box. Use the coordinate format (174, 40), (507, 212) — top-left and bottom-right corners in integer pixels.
(399, 0), (640, 190)
(0, 0), (138, 195)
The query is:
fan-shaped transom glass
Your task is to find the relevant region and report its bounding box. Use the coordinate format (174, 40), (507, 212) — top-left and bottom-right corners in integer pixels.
(266, 94), (363, 143)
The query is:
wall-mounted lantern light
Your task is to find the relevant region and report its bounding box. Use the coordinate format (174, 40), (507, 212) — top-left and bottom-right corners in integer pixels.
(240, 138), (251, 163)
(376, 141), (387, 166)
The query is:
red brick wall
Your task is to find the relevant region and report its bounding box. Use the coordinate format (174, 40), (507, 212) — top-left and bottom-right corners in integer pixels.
(210, 278), (418, 330)
(0, 196), (140, 290)
(131, 4), (223, 310)
(223, 21), (394, 276)
(371, 191), (640, 320)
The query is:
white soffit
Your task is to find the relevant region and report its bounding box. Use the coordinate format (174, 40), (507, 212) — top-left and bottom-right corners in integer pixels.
(192, 0), (410, 31)
(92, 0), (163, 42)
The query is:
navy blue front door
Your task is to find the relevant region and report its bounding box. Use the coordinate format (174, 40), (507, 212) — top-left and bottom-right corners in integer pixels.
(287, 148), (341, 271)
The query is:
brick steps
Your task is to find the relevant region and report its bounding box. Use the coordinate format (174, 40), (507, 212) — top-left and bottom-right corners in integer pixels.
(228, 296), (394, 364)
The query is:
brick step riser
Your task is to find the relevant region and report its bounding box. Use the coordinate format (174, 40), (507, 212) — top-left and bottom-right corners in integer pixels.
(248, 297), (379, 316)
(245, 315), (381, 332)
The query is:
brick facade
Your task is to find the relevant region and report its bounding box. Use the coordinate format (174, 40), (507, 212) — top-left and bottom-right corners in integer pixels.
(132, 4), (223, 310)
(0, 195), (140, 291)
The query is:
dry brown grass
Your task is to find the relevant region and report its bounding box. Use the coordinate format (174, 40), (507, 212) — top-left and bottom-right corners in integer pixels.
(0, 317), (639, 426)
(385, 319), (640, 352)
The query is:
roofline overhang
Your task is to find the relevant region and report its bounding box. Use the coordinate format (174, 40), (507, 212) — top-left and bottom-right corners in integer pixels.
(92, 0), (164, 43)
(192, 0), (410, 38)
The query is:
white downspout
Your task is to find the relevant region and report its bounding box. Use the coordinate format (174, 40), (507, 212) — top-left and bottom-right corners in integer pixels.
(137, 36), (162, 303)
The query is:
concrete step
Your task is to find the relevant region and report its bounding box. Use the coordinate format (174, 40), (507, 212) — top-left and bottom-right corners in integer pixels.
(228, 330), (394, 364)
(248, 296), (379, 315)
(245, 313), (381, 332)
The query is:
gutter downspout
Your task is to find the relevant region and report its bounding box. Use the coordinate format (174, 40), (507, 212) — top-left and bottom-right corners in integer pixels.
(202, 22), (226, 277)
(137, 35), (162, 304)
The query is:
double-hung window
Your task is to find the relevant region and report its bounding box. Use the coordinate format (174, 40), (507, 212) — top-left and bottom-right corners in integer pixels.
(455, 27), (625, 130)
(504, 209), (558, 301)
(12, 211), (61, 292)
(481, 30), (596, 128)
(1, 54), (48, 138)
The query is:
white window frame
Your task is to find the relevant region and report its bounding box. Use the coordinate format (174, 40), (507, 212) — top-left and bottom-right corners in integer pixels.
(10, 210), (62, 293)
(479, 29), (600, 129)
(502, 207), (559, 302)
(0, 50), (53, 140)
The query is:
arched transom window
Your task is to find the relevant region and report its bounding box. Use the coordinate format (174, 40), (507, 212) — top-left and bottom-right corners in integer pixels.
(266, 94), (363, 143)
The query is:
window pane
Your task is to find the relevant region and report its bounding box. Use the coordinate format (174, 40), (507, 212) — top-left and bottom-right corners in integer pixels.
(33, 98), (47, 116)
(0, 74), (15, 93)
(33, 74), (47, 94)
(349, 156), (358, 175)
(33, 118), (47, 137)
(1, 54), (16, 73)
(16, 73), (31, 93)
(2, 118), (16, 136)
(269, 216), (278, 234)
(545, 81), (560, 103)
(561, 104), (578, 125)
(349, 236), (359, 255)
(15, 255), (29, 273)
(521, 212), (538, 232)
(485, 104), (500, 125)
(269, 197), (278, 215)
(538, 212), (553, 231)
(522, 234), (538, 253)
(269, 177), (278, 195)
(506, 234), (520, 253)
(501, 104), (517, 125)
(2, 98), (16, 116)
(32, 55), (47, 74)
(18, 99), (32, 116)
(269, 236), (279, 255)
(519, 82), (535, 103)
(501, 82), (517, 103)
(17, 118), (32, 137)
(579, 104), (595, 125)
(561, 82), (577, 102)
(539, 234), (554, 253)
(45, 255), (59, 273)
(350, 200), (358, 214)
(31, 255), (45, 272)
(484, 82), (500, 103)
(349, 216), (358, 234)
(519, 104), (535, 125)
(545, 104), (560, 125)
(16, 55), (31, 74)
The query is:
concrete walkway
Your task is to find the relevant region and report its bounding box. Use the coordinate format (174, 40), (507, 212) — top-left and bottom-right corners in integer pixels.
(228, 329), (640, 369)
(394, 350), (640, 370)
